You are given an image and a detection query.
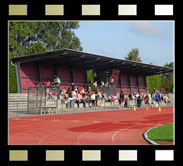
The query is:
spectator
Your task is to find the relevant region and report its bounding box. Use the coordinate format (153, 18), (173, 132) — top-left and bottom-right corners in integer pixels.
(67, 89), (73, 108)
(91, 91), (96, 106)
(128, 93), (133, 107)
(160, 87), (164, 93)
(118, 91), (124, 108)
(147, 91), (152, 108)
(98, 89), (103, 105)
(110, 94), (115, 106)
(95, 90), (99, 106)
(124, 95), (128, 108)
(144, 93), (149, 105)
(136, 93), (142, 108)
(100, 81), (105, 87)
(93, 81), (98, 91)
(46, 80), (51, 98)
(71, 82), (75, 92)
(151, 89), (156, 104)
(110, 77), (114, 86)
(52, 75), (61, 87)
(155, 90), (161, 105)
(86, 91), (92, 107)
(75, 91), (83, 108)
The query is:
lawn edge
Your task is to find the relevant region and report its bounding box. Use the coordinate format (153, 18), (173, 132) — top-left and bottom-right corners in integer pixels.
(143, 126), (160, 145)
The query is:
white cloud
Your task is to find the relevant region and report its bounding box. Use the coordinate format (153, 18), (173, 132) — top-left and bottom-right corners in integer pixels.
(128, 22), (171, 39)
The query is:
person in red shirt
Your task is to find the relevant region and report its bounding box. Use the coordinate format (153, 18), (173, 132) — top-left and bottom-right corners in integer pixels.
(46, 80), (52, 99)
(160, 87), (164, 93)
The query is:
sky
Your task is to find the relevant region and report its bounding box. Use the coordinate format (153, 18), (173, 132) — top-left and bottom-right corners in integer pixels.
(74, 21), (174, 66)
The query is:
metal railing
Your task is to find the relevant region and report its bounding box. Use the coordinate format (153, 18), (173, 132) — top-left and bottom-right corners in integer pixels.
(23, 81), (148, 93)
(8, 100), (27, 117)
(8, 96), (173, 118)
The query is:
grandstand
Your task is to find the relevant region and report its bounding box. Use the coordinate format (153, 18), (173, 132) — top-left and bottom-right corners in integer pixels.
(11, 48), (173, 94)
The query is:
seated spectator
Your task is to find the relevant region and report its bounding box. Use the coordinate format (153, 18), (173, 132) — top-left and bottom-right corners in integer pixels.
(163, 94), (167, 103)
(52, 75), (61, 87)
(144, 94), (149, 104)
(110, 94), (115, 106)
(91, 91), (96, 106)
(80, 88), (85, 96)
(132, 91), (136, 96)
(45, 80), (51, 98)
(75, 91), (82, 108)
(86, 91), (92, 107)
(100, 81), (105, 87)
(81, 94), (87, 107)
(67, 90), (73, 108)
(103, 92), (107, 101)
(95, 90), (99, 106)
(93, 81), (98, 91)
(110, 77), (114, 86)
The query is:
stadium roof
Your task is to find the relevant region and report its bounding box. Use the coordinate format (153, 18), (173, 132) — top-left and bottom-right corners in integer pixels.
(11, 48), (173, 76)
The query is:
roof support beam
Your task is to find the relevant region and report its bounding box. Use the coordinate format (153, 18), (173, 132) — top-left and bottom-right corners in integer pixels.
(15, 62), (22, 93)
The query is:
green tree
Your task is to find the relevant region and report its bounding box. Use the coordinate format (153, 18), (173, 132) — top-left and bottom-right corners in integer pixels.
(124, 48), (142, 62)
(161, 62), (173, 93)
(25, 41), (47, 55)
(87, 69), (97, 82)
(146, 62), (173, 93)
(9, 21), (83, 93)
(146, 74), (162, 93)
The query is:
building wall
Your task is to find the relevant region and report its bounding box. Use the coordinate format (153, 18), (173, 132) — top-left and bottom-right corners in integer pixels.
(19, 62), (86, 92)
(19, 62), (146, 93)
(120, 73), (130, 93)
(73, 68), (86, 89)
(19, 62), (38, 93)
(120, 73), (147, 94)
(138, 75), (147, 93)
(130, 75), (138, 92)
(57, 66), (72, 89)
(40, 64), (54, 83)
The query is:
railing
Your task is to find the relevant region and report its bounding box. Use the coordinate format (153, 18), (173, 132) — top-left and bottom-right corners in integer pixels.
(8, 96), (173, 118)
(24, 81), (148, 91)
(8, 100), (27, 117)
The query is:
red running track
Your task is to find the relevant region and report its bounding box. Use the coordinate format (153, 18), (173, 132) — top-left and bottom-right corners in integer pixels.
(9, 106), (174, 145)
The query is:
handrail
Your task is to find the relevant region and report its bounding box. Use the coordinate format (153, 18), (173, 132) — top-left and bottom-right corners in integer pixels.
(9, 100), (27, 102)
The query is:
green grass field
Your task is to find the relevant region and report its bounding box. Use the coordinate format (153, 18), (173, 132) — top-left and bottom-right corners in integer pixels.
(147, 123), (173, 142)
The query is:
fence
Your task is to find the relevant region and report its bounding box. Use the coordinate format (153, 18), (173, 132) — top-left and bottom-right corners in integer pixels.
(23, 81), (148, 94)
(8, 95), (173, 117)
(27, 86), (59, 115)
(8, 100), (28, 117)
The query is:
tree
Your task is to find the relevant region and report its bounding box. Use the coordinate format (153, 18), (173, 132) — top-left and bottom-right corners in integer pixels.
(87, 69), (97, 83)
(161, 62), (173, 93)
(124, 48), (142, 62)
(9, 21), (83, 92)
(146, 74), (162, 93)
(146, 62), (173, 93)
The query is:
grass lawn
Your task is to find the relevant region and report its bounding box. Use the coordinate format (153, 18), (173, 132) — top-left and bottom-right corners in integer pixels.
(147, 123), (173, 142)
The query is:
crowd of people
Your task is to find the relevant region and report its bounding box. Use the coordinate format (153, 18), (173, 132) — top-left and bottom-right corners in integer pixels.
(44, 75), (171, 109)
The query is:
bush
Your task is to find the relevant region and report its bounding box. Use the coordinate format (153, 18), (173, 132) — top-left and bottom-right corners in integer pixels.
(9, 62), (17, 93)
